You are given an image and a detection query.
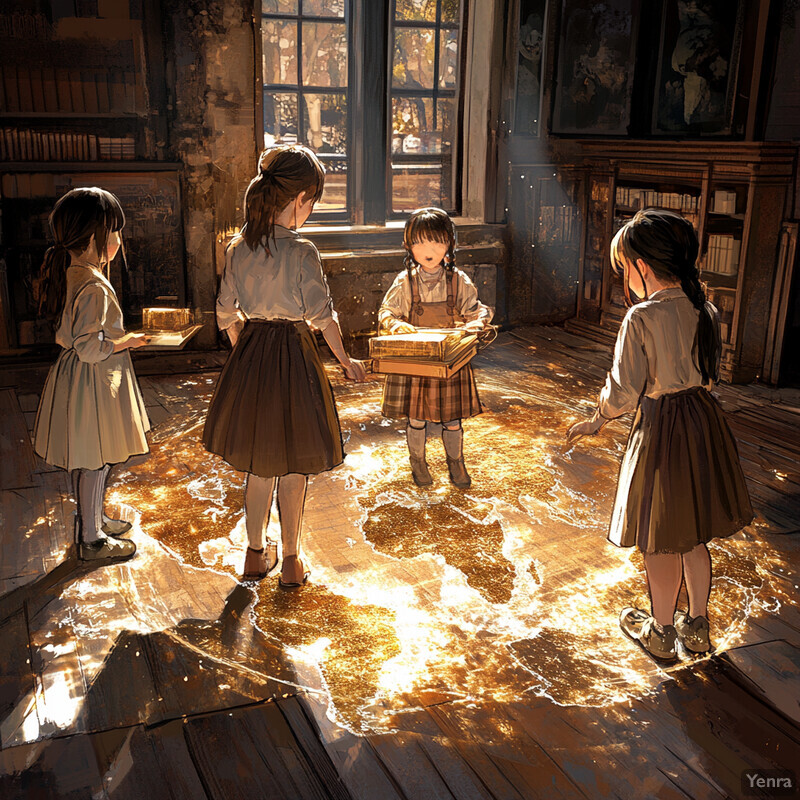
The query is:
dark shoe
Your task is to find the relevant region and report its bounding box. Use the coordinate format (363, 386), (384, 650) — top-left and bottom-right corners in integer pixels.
(410, 457), (433, 487)
(446, 457), (471, 488)
(674, 611), (712, 654)
(279, 555), (310, 589)
(619, 607), (678, 662)
(79, 536), (136, 562)
(102, 516), (133, 537)
(242, 541), (279, 581)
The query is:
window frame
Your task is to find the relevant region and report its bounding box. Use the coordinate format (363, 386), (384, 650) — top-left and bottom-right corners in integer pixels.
(259, 0), (467, 226)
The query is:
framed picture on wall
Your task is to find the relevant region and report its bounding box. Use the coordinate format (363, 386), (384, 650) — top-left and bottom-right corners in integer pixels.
(653, 0), (745, 135)
(513, 0), (548, 136)
(552, 0), (639, 135)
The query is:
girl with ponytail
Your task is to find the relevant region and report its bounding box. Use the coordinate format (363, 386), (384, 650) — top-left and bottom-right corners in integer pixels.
(33, 187), (150, 563)
(378, 207), (492, 488)
(203, 145), (366, 587)
(567, 208), (753, 661)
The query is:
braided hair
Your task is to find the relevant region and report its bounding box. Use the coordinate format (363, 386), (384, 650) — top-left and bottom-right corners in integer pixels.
(35, 187), (125, 326)
(610, 208), (721, 384)
(242, 144), (325, 252)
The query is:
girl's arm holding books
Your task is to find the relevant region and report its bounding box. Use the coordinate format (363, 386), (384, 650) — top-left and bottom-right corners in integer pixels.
(73, 284), (146, 360)
(378, 273), (415, 334)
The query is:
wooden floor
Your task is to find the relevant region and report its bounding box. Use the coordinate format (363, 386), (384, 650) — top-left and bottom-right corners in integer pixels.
(1, 326), (799, 800)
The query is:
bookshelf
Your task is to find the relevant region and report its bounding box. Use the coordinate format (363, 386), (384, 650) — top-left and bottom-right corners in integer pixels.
(0, 7), (182, 357)
(563, 141), (796, 383)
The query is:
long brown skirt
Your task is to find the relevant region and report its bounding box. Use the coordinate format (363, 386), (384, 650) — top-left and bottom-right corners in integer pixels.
(381, 364), (482, 423)
(203, 319), (344, 478)
(609, 386), (754, 554)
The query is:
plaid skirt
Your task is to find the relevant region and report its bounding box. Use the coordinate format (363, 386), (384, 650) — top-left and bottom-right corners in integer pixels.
(381, 364), (482, 423)
(203, 319), (344, 478)
(609, 386), (754, 554)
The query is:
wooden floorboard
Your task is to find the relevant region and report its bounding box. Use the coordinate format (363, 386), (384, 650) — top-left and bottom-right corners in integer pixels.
(0, 389), (37, 491)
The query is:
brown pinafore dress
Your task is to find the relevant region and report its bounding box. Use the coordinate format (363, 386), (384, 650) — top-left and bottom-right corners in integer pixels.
(381, 268), (482, 423)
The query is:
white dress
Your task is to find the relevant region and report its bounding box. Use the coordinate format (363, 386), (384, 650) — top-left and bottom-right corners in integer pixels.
(34, 265), (150, 471)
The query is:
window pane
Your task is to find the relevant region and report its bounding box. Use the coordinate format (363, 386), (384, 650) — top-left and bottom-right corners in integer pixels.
(263, 20), (298, 86)
(391, 165), (452, 213)
(393, 28), (436, 89)
(302, 93), (347, 154)
(437, 96), (455, 153)
(395, 0), (437, 21)
(392, 96), (437, 152)
(303, 0), (345, 17)
(439, 29), (458, 89)
(302, 22), (347, 87)
(316, 156), (347, 213)
(441, 0), (459, 23)
(264, 92), (299, 146)
(262, 0), (297, 15)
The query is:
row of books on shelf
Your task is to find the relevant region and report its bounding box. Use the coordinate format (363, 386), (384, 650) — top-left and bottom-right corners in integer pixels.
(0, 64), (140, 115)
(615, 186), (699, 213)
(1, 129), (136, 162)
(704, 234), (740, 276)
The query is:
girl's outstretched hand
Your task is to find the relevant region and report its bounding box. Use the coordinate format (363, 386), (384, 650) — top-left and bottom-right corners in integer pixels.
(343, 359), (367, 382)
(566, 415), (604, 445)
(113, 332), (150, 352)
(391, 321), (417, 335)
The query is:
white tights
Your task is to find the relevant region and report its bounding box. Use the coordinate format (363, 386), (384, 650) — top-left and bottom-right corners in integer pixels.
(244, 473), (308, 557)
(71, 465), (111, 544)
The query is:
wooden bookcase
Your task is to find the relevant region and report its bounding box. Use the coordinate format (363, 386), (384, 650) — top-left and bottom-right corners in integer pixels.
(562, 141), (796, 383)
(0, 7), (181, 357)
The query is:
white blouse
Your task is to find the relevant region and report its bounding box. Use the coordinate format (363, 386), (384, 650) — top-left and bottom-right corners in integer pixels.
(598, 287), (710, 419)
(378, 266), (492, 331)
(216, 225), (337, 331)
(55, 265), (122, 363)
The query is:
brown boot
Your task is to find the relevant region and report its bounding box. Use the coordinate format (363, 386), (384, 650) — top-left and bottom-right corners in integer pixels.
(442, 426), (471, 488)
(407, 423), (433, 487)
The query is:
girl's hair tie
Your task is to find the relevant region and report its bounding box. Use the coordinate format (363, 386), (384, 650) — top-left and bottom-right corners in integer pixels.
(53, 242), (68, 251)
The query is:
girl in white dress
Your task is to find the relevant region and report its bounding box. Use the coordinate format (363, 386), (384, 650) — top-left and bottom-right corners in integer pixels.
(34, 187), (150, 562)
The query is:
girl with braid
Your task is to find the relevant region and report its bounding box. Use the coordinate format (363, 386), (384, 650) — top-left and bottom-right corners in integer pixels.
(567, 209), (753, 661)
(379, 207), (492, 488)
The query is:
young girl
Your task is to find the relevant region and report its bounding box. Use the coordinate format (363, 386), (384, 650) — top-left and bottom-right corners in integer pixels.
(567, 209), (753, 660)
(34, 187), (150, 562)
(203, 145), (366, 587)
(379, 207), (492, 488)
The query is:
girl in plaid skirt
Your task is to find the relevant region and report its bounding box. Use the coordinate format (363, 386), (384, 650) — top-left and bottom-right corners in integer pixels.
(378, 208), (492, 488)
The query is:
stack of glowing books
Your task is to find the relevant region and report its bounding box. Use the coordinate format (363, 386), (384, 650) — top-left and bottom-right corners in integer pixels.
(137, 307), (203, 349)
(369, 328), (478, 378)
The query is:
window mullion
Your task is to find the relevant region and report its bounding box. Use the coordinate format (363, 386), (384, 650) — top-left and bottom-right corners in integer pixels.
(353, 1), (389, 224)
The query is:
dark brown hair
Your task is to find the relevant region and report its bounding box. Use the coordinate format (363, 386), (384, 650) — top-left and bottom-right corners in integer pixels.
(35, 187), (125, 325)
(611, 208), (721, 384)
(402, 206), (458, 276)
(242, 145), (325, 251)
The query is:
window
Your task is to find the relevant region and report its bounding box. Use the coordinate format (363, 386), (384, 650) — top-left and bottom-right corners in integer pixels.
(390, 0), (462, 214)
(262, 1), (349, 215)
(261, 0), (465, 223)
